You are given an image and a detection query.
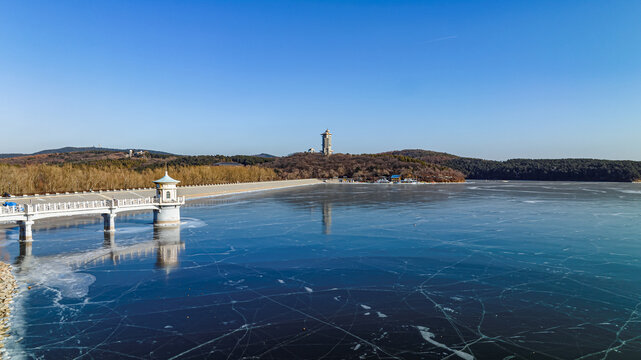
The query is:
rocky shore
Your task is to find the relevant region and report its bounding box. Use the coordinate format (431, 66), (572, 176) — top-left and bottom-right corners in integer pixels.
(0, 261), (17, 354)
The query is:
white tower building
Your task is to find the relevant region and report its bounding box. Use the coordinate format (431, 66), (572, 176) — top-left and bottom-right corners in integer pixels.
(153, 171), (182, 226)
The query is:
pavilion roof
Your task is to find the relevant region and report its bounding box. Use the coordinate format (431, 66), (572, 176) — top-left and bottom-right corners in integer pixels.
(153, 171), (180, 184)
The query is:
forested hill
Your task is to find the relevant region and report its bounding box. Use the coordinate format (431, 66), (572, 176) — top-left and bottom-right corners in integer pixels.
(387, 150), (641, 182)
(0, 150), (274, 168)
(3, 147), (640, 182)
(0, 147), (172, 159)
(447, 158), (641, 182)
(266, 153), (465, 182)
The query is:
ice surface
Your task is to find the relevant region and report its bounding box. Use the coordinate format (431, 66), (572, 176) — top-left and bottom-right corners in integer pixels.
(18, 256), (96, 299)
(5, 181), (641, 358)
(416, 326), (474, 360)
(180, 217), (207, 228)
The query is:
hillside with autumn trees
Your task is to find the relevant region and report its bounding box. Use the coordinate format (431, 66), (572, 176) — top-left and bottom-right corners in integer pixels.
(265, 153), (465, 182)
(2, 147), (641, 196)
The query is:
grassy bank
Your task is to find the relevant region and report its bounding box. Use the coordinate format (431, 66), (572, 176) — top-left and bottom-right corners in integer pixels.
(0, 164), (278, 195)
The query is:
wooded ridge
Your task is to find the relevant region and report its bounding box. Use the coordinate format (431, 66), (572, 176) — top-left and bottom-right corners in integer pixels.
(1, 148), (640, 196)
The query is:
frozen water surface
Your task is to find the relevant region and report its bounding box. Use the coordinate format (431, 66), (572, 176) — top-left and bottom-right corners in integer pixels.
(2, 181), (641, 359)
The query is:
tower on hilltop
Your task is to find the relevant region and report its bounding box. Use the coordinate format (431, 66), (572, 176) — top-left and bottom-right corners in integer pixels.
(321, 129), (333, 156)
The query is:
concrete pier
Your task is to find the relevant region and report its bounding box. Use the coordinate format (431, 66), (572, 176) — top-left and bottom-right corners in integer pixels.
(153, 205), (181, 227)
(18, 219), (34, 241)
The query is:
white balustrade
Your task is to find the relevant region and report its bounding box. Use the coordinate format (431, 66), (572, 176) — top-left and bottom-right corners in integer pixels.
(0, 205), (21, 215)
(0, 196), (185, 220)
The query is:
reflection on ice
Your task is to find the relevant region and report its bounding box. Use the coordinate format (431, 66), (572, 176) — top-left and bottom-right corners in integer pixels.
(14, 224), (185, 290)
(107, 225), (150, 235)
(4, 219), (189, 358)
(154, 225), (184, 271)
(322, 201), (332, 235)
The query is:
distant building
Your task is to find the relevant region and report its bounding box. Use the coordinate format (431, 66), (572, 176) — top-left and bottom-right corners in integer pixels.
(321, 129), (332, 156)
(127, 149), (147, 158)
(390, 175), (401, 183)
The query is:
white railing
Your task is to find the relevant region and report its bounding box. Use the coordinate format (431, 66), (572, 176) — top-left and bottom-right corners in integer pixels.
(31, 200), (109, 213)
(0, 196), (184, 218)
(0, 205), (23, 215)
(114, 197), (156, 207)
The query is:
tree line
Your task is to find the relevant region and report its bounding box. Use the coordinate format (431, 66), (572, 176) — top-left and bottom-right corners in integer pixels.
(386, 149), (641, 182)
(445, 158), (641, 182)
(0, 164), (277, 195)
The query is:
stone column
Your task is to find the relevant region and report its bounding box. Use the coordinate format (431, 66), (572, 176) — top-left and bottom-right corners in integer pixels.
(18, 219), (34, 241)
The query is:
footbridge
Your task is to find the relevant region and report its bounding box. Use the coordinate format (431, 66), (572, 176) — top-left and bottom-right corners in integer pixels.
(1, 171), (184, 241)
(0, 196), (184, 240)
(1, 177), (321, 242)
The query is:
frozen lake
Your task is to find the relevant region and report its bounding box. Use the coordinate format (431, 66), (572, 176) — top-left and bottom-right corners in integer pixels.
(2, 181), (641, 359)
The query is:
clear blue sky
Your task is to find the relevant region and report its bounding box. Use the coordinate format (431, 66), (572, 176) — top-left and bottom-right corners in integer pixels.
(1, 1), (639, 160)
